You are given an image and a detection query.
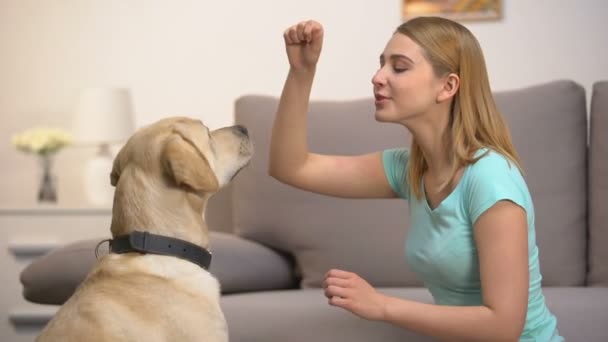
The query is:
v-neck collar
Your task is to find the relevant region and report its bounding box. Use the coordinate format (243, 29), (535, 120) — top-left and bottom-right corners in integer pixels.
(421, 165), (471, 213)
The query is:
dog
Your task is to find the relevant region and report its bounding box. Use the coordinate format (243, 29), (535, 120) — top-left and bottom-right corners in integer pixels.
(36, 117), (253, 342)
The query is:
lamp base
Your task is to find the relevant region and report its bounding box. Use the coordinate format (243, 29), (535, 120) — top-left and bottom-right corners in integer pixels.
(83, 144), (114, 206)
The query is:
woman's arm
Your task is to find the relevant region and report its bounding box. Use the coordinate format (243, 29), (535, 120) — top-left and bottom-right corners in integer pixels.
(269, 20), (395, 199)
(324, 200), (529, 341)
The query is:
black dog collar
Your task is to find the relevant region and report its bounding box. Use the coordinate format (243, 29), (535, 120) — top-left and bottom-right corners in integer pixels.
(110, 231), (212, 270)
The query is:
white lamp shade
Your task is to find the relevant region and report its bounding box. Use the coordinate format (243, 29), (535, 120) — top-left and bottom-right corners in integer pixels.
(72, 88), (135, 144)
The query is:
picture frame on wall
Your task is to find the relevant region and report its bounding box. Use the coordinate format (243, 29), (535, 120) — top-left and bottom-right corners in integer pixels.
(403, 0), (502, 22)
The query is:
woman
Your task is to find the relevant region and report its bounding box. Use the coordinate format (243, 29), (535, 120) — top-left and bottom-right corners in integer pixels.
(269, 17), (563, 341)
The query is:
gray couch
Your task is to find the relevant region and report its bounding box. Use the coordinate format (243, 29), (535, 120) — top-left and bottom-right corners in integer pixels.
(21, 80), (608, 341)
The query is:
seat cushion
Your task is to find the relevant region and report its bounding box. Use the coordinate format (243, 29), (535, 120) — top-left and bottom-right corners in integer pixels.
(221, 287), (608, 342)
(543, 287), (608, 342)
(221, 288), (434, 342)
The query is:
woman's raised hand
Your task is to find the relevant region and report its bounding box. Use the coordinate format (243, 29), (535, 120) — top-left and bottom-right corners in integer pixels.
(283, 20), (324, 72)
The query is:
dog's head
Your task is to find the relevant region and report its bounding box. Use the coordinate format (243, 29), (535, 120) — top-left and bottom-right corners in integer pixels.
(109, 117), (253, 239)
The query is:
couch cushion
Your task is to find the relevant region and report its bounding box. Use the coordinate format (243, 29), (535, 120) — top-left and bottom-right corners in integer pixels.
(21, 232), (296, 305)
(494, 80), (588, 286)
(221, 288), (435, 342)
(588, 80), (608, 286)
(543, 287), (608, 342)
(21, 239), (98, 305)
(233, 80), (588, 289)
(233, 96), (420, 288)
(221, 287), (608, 342)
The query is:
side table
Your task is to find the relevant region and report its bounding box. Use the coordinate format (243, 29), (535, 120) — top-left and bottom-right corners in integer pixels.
(0, 206), (111, 342)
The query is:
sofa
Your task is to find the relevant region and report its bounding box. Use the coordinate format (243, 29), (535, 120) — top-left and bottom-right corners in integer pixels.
(21, 80), (608, 341)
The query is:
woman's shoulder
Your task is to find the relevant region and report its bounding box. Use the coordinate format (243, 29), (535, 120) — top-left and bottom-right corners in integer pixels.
(382, 147), (410, 170)
(468, 148), (522, 178)
(463, 148), (533, 222)
(383, 147), (410, 160)
(465, 148), (529, 197)
(382, 148), (410, 199)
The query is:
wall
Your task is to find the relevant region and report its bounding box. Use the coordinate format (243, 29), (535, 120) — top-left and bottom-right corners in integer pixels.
(1, 0), (607, 207)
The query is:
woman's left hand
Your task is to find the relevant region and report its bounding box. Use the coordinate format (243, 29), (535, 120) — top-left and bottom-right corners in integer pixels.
(323, 269), (388, 321)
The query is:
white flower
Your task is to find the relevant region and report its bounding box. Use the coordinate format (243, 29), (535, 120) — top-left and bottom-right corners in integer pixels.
(12, 127), (73, 155)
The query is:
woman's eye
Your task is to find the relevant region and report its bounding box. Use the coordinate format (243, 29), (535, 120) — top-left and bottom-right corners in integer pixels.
(393, 67), (408, 73)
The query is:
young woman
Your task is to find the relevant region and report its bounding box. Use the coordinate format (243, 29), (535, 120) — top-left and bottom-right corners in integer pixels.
(269, 17), (563, 341)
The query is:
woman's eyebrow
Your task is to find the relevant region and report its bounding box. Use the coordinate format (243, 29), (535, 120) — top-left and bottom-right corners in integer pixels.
(391, 54), (415, 64)
(379, 53), (415, 64)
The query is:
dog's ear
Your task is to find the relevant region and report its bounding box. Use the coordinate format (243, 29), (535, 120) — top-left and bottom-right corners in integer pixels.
(110, 147), (125, 187)
(161, 134), (219, 193)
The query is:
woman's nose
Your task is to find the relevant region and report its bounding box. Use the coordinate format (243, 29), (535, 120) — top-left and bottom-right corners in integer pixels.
(371, 68), (386, 86)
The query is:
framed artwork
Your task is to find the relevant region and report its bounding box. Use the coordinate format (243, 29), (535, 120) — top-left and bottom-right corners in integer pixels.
(402, 0), (502, 22)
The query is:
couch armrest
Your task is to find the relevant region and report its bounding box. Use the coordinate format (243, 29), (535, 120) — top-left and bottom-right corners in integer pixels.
(21, 239), (98, 305)
(20, 232), (297, 305)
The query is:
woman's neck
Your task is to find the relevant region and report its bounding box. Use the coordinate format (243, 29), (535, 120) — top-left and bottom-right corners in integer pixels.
(407, 109), (452, 178)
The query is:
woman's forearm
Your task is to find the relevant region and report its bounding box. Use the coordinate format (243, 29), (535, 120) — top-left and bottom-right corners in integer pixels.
(268, 68), (316, 182)
(382, 296), (521, 342)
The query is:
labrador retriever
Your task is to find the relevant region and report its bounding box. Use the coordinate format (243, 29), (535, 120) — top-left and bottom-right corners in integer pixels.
(36, 117), (253, 342)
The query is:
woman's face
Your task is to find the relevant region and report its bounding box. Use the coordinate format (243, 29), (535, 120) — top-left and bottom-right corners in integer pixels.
(372, 33), (445, 124)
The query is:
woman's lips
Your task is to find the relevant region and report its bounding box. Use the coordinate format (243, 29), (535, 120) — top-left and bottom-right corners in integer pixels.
(374, 94), (390, 105)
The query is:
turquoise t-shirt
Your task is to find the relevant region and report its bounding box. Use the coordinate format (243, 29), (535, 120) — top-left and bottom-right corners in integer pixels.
(382, 148), (563, 342)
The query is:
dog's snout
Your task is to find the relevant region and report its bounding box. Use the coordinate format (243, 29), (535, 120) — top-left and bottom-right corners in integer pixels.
(235, 125), (248, 137)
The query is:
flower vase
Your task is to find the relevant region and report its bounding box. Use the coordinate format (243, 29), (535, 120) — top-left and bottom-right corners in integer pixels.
(38, 154), (57, 203)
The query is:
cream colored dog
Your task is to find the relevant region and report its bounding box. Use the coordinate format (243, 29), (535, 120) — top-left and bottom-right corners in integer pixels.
(37, 117), (253, 342)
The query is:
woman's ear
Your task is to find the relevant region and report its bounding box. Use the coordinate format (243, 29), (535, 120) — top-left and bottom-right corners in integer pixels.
(437, 73), (460, 103)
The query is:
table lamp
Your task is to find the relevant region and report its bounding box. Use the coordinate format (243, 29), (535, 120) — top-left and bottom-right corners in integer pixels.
(72, 88), (135, 206)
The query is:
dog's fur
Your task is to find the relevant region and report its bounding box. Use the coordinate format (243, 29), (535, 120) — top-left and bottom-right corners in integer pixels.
(36, 117), (253, 342)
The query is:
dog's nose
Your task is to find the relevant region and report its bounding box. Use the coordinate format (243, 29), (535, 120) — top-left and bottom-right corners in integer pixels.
(235, 125), (249, 137)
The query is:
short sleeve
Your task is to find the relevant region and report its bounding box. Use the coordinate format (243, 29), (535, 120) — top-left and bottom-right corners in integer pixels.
(465, 152), (530, 225)
(382, 148), (410, 199)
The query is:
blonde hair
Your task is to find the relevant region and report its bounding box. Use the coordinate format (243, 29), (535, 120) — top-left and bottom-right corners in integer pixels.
(396, 17), (522, 199)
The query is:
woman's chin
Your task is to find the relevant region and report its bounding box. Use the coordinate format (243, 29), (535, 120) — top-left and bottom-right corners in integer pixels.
(374, 110), (392, 123)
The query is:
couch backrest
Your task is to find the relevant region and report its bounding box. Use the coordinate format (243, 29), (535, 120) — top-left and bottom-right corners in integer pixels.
(589, 81), (608, 286)
(493, 80), (588, 287)
(230, 97), (419, 287)
(227, 80), (589, 288)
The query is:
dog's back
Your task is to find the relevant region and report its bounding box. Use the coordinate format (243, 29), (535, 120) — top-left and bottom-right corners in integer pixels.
(37, 253), (227, 342)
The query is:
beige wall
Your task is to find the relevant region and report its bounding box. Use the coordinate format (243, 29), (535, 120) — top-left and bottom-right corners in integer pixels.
(1, 0), (607, 207)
